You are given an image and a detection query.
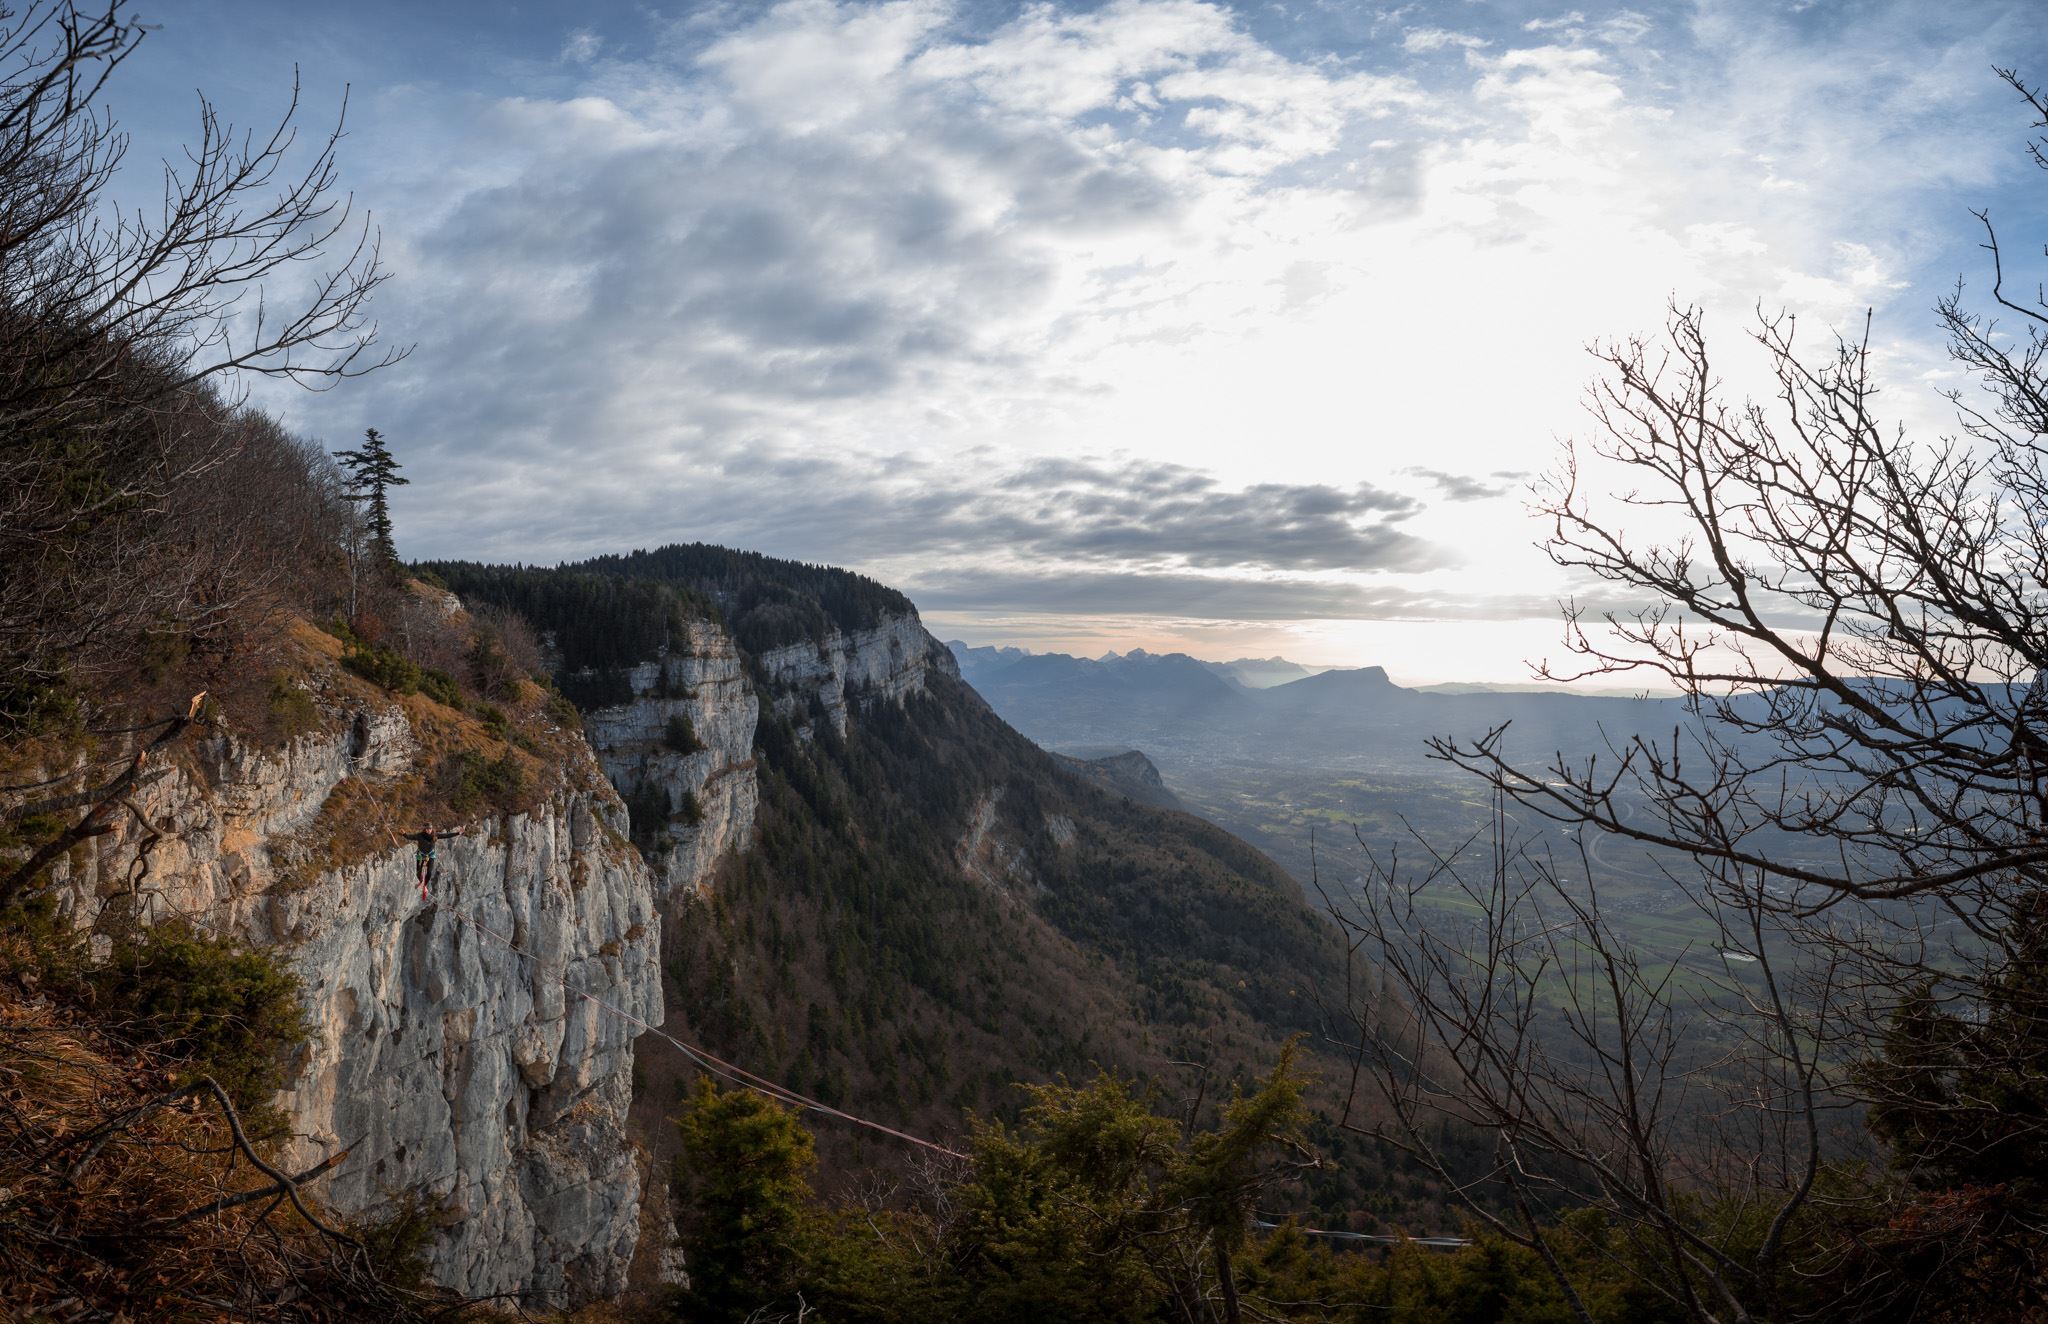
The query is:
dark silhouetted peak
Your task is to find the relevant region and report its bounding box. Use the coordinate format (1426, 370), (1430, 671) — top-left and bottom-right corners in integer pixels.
(1052, 747), (1184, 812)
(1274, 663), (1397, 694)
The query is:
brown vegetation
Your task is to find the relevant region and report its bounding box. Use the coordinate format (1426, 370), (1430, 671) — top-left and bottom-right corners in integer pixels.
(0, 929), (452, 1320)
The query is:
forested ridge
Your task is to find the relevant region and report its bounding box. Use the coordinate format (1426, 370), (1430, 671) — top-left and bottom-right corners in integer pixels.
(429, 543), (912, 666)
(435, 545), (1463, 1230)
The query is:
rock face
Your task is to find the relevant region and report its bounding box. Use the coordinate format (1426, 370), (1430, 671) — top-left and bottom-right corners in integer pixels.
(755, 614), (955, 736)
(579, 620), (759, 900)
(578, 611), (952, 894)
(1050, 748), (1186, 813)
(35, 605), (954, 1305)
(44, 692), (660, 1308)
(577, 607), (955, 1287)
(955, 787), (1042, 895)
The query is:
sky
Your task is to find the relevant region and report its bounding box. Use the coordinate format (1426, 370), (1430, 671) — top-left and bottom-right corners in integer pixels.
(102, 0), (2048, 683)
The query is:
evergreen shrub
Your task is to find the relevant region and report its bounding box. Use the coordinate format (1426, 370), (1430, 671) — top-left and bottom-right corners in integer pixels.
(89, 917), (309, 1134)
(664, 712), (703, 755)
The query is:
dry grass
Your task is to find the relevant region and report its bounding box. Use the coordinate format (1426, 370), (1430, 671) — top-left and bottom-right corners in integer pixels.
(270, 618), (616, 890)
(0, 971), (458, 1321)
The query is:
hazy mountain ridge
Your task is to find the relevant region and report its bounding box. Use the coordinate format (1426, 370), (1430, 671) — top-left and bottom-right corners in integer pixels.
(949, 642), (1329, 693)
(1203, 655), (1328, 688)
(951, 642), (1684, 775)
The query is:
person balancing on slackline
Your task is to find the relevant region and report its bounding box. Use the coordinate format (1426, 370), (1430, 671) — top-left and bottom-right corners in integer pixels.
(412, 824), (463, 900)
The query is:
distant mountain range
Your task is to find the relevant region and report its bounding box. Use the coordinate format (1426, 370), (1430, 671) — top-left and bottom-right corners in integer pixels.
(1202, 655), (1327, 689)
(950, 643), (1326, 693)
(1412, 680), (1659, 698)
(950, 642), (1655, 699)
(947, 642), (1681, 774)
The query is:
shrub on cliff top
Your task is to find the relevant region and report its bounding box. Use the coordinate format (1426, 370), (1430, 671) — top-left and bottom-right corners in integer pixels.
(87, 917), (309, 1135)
(417, 666), (465, 710)
(440, 749), (529, 817)
(266, 671), (321, 740)
(342, 639), (423, 695)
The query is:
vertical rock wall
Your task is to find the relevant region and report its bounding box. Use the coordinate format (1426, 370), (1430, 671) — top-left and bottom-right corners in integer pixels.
(579, 620), (759, 900)
(35, 604), (955, 1306)
(754, 614), (955, 736)
(574, 611), (954, 898)
(45, 696), (660, 1308)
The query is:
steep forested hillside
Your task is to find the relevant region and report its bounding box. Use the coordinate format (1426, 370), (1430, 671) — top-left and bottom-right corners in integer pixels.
(675, 671), (1337, 1112)
(435, 551), (1435, 1226)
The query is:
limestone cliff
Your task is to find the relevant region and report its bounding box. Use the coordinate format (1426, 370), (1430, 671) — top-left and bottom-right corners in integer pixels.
(754, 613), (956, 737)
(568, 606), (957, 1287)
(42, 638), (660, 1308)
(29, 600), (952, 1306)
(580, 620), (759, 901)
(577, 611), (953, 881)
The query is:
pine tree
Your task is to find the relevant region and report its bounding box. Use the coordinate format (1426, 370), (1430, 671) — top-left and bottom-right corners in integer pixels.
(672, 1078), (817, 1321)
(332, 428), (408, 572)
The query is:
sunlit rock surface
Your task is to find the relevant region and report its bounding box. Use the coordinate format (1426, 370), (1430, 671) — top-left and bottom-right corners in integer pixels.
(47, 689), (659, 1308)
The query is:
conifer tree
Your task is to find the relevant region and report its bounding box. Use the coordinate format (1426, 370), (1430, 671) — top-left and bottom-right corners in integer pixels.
(672, 1078), (817, 1321)
(332, 428), (408, 571)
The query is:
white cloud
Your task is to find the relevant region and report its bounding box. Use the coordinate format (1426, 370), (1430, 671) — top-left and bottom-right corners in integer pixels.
(1402, 27), (1490, 53)
(279, 0), (2048, 668)
(1599, 10), (1655, 44)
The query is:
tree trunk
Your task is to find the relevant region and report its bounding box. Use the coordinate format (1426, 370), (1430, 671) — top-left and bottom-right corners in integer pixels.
(1214, 1240), (1240, 1324)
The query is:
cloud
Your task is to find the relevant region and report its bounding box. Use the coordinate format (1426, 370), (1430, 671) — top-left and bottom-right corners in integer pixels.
(1403, 467), (1525, 502)
(1402, 28), (1489, 54)
(907, 567), (1554, 622)
(314, 1), (1446, 562)
(401, 438), (1444, 584)
(968, 457), (1430, 572)
(1598, 11), (1654, 44)
(260, 0), (2048, 656)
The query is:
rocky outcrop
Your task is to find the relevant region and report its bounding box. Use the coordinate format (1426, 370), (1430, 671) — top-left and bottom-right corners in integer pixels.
(1051, 748), (1186, 813)
(43, 688), (659, 1309)
(580, 620), (759, 900)
(955, 787), (1041, 894)
(756, 613), (955, 737)
(32, 605), (956, 1305)
(577, 610), (951, 897)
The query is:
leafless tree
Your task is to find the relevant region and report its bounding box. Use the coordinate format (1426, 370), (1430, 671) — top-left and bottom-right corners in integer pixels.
(1319, 796), (1857, 1323)
(1321, 68), (2048, 1322)
(0, 0), (403, 734)
(468, 601), (546, 700)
